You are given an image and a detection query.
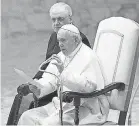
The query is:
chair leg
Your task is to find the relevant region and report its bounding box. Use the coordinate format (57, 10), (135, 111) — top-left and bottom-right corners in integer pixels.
(118, 111), (127, 125)
(74, 97), (80, 125)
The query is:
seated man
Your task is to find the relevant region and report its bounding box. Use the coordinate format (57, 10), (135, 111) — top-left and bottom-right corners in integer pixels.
(17, 2), (91, 109)
(33, 2), (91, 80)
(18, 24), (109, 125)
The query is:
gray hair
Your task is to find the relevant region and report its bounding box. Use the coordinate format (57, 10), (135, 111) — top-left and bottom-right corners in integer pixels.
(49, 2), (72, 17)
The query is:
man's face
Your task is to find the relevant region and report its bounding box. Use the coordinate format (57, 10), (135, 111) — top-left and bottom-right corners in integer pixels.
(50, 11), (71, 33)
(57, 30), (76, 56)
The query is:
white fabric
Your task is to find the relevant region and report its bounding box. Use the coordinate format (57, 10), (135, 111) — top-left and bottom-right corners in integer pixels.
(60, 24), (80, 34)
(18, 43), (109, 125)
(93, 17), (139, 86)
(93, 17), (139, 123)
(64, 42), (82, 67)
(38, 43), (105, 113)
(39, 43), (105, 95)
(67, 42), (82, 58)
(107, 109), (120, 123)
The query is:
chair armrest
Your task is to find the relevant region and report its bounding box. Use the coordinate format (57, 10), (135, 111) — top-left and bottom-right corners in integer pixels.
(62, 82), (125, 103)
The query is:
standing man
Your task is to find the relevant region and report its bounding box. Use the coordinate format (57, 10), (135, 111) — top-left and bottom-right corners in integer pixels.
(33, 2), (91, 79)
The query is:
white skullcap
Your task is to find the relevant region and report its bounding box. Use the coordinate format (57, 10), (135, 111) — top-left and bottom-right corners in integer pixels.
(50, 2), (72, 17)
(60, 24), (80, 34)
(58, 24), (81, 42)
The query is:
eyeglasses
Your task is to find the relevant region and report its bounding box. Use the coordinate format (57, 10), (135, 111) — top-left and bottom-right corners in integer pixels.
(51, 16), (69, 23)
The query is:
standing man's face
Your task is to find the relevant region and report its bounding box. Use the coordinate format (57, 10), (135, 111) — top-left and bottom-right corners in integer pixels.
(57, 30), (77, 56)
(50, 12), (71, 33)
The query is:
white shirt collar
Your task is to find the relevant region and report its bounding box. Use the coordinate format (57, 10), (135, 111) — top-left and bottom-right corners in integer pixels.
(67, 42), (82, 59)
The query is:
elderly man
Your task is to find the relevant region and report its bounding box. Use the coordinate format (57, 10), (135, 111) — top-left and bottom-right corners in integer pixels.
(18, 24), (109, 125)
(7, 3), (90, 125)
(16, 1), (91, 112)
(33, 2), (91, 79)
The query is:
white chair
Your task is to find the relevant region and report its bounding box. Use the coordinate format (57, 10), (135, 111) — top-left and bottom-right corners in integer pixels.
(63, 17), (139, 125)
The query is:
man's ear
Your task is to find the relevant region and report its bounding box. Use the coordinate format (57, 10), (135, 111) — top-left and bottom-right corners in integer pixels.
(74, 36), (79, 45)
(69, 16), (73, 24)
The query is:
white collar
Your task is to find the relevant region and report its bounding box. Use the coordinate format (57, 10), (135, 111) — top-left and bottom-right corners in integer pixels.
(67, 42), (82, 59)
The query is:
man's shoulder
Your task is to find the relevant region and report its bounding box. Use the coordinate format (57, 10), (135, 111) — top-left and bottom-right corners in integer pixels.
(82, 43), (93, 52)
(81, 43), (97, 58)
(80, 31), (85, 38)
(50, 32), (57, 37)
(48, 32), (57, 44)
(79, 31), (88, 41)
(79, 31), (91, 48)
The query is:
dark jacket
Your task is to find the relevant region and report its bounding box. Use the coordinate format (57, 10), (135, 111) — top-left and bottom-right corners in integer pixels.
(33, 32), (91, 79)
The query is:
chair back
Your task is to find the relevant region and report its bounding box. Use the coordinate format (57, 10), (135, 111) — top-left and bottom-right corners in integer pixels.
(93, 17), (139, 124)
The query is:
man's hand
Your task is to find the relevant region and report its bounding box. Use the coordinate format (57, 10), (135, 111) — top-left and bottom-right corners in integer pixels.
(17, 83), (30, 95)
(52, 54), (64, 73)
(29, 83), (40, 97)
(17, 83), (40, 97)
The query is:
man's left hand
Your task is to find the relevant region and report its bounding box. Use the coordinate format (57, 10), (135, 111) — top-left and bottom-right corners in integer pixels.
(52, 54), (64, 73)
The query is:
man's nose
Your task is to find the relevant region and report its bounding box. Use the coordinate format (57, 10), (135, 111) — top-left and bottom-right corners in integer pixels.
(59, 42), (63, 47)
(54, 19), (60, 25)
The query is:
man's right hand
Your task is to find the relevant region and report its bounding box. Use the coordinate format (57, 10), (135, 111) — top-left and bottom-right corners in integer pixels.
(51, 54), (64, 74)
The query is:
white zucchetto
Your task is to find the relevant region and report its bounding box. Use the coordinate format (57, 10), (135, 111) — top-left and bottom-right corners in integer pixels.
(60, 24), (80, 34)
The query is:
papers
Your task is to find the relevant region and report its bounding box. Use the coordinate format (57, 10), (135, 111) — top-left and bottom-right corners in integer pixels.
(14, 68), (43, 88)
(14, 68), (43, 98)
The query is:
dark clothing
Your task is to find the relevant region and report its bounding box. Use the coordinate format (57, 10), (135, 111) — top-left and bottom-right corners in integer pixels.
(33, 32), (91, 79)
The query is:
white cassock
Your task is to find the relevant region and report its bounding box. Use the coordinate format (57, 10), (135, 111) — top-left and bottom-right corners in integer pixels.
(18, 43), (109, 125)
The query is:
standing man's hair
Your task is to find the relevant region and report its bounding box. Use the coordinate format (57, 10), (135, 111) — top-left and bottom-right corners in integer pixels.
(49, 2), (72, 17)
